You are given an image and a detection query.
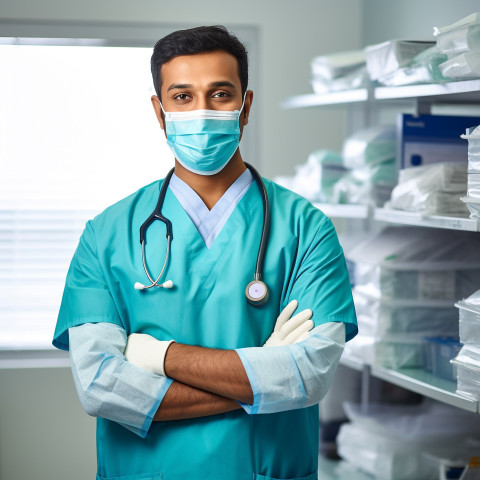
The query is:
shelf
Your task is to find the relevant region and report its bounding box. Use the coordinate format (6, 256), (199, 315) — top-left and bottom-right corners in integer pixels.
(281, 79), (480, 109)
(340, 354), (479, 413)
(375, 79), (480, 104)
(374, 208), (480, 232)
(281, 89), (369, 109)
(314, 203), (370, 219)
(371, 365), (479, 414)
(317, 455), (374, 480)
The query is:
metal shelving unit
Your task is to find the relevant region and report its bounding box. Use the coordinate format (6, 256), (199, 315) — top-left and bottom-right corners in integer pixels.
(287, 80), (480, 415)
(340, 354), (479, 414)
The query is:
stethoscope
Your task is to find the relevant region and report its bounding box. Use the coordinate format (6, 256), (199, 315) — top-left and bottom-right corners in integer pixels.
(134, 163), (271, 306)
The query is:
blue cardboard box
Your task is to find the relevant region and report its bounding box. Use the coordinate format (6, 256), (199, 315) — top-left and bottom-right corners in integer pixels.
(397, 113), (480, 169)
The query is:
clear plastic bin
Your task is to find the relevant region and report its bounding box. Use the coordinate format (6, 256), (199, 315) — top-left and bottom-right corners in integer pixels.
(423, 337), (462, 382)
(354, 288), (459, 336)
(456, 301), (480, 344)
(355, 263), (480, 302)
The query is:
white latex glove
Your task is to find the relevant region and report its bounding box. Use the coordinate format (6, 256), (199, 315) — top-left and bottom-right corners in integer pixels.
(263, 300), (314, 347)
(124, 333), (175, 375)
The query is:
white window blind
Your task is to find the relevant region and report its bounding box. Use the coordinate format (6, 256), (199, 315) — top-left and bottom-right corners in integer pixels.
(0, 43), (174, 349)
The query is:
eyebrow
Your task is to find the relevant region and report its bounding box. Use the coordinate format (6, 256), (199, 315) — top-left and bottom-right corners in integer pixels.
(166, 81), (237, 92)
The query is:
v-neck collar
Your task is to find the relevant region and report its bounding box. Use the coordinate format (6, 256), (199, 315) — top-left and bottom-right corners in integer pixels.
(169, 168), (254, 249)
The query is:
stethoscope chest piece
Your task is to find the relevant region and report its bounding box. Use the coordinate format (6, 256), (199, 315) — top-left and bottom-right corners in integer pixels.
(245, 280), (269, 306)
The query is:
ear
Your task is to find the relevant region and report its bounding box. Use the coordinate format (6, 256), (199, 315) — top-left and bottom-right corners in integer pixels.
(241, 90), (254, 127)
(151, 95), (165, 130)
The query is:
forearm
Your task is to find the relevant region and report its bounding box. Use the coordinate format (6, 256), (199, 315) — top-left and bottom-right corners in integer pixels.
(164, 343), (254, 405)
(154, 380), (241, 421)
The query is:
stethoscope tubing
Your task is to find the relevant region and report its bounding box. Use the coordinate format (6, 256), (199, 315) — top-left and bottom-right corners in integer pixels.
(138, 163), (270, 299)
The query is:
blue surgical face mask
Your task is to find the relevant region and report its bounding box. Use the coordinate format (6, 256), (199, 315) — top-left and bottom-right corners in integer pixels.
(160, 94), (246, 176)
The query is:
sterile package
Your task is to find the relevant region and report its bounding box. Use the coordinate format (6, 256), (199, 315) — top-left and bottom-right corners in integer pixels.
(385, 162), (469, 216)
(353, 287), (459, 337)
(342, 125), (396, 169)
(311, 66), (370, 94)
(456, 289), (480, 344)
(377, 46), (448, 86)
(337, 401), (480, 480)
(273, 149), (346, 202)
(461, 125), (480, 174)
(331, 160), (397, 207)
(439, 52), (480, 80)
(436, 24), (480, 56)
(365, 40), (435, 81)
(423, 337), (462, 382)
(434, 13), (480, 54)
(347, 227), (480, 302)
(452, 345), (480, 400)
(311, 50), (366, 81)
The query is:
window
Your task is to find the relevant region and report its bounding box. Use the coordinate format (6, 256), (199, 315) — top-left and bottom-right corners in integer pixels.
(0, 42), (173, 349)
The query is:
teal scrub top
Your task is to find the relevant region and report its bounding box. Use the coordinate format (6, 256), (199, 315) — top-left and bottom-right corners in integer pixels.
(54, 177), (357, 480)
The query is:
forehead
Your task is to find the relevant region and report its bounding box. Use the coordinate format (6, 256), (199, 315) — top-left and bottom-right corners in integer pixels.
(161, 50), (241, 89)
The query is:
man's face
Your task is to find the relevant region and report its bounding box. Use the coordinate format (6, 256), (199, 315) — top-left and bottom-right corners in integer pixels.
(151, 50), (252, 133)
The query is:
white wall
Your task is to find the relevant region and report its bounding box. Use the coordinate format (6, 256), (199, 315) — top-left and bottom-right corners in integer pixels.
(362, 0), (480, 45)
(0, 2), (362, 479)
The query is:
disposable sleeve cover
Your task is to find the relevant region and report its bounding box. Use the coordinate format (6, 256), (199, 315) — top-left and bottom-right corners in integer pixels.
(69, 322), (173, 438)
(236, 322), (345, 414)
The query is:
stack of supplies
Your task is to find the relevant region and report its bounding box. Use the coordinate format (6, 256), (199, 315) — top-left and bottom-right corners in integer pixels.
(452, 290), (480, 400)
(310, 50), (369, 94)
(337, 401), (480, 480)
(273, 149), (346, 202)
(365, 39), (437, 86)
(435, 13), (480, 80)
(385, 162), (469, 216)
(345, 227), (480, 369)
(461, 124), (480, 219)
(332, 125), (397, 206)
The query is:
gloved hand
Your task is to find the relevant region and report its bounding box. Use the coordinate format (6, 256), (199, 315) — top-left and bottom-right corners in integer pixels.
(124, 333), (175, 375)
(263, 300), (314, 347)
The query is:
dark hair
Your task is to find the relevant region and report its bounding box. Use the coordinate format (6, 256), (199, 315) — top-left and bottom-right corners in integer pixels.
(151, 25), (248, 101)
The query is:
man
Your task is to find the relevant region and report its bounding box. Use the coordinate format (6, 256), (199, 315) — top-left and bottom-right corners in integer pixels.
(53, 25), (357, 480)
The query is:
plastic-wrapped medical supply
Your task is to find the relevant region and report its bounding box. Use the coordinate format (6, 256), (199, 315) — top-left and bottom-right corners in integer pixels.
(461, 125), (480, 217)
(439, 51), (480, 80)
(273, 149), (346, 202)
(463, 125), (480, 174)
(423, 337), (462, 382)
(377, 46), (448, 87)
(452, 345), (480, 400)
(456, 289), (480, 344)
(337, 401), (480, 480)
(310, 50), (370, 94)
(311, 50), (366, 80)
(385, 162), (469, 216)
(434, 13), (480, 55)
(331, 161), (396, 207)
(342, 125), (396, 169)
(365, 40), (435, 81)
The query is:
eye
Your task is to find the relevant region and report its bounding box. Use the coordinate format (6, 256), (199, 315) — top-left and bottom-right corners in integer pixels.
(173, 93), (190, 101)
(212, 91), (231, 98)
